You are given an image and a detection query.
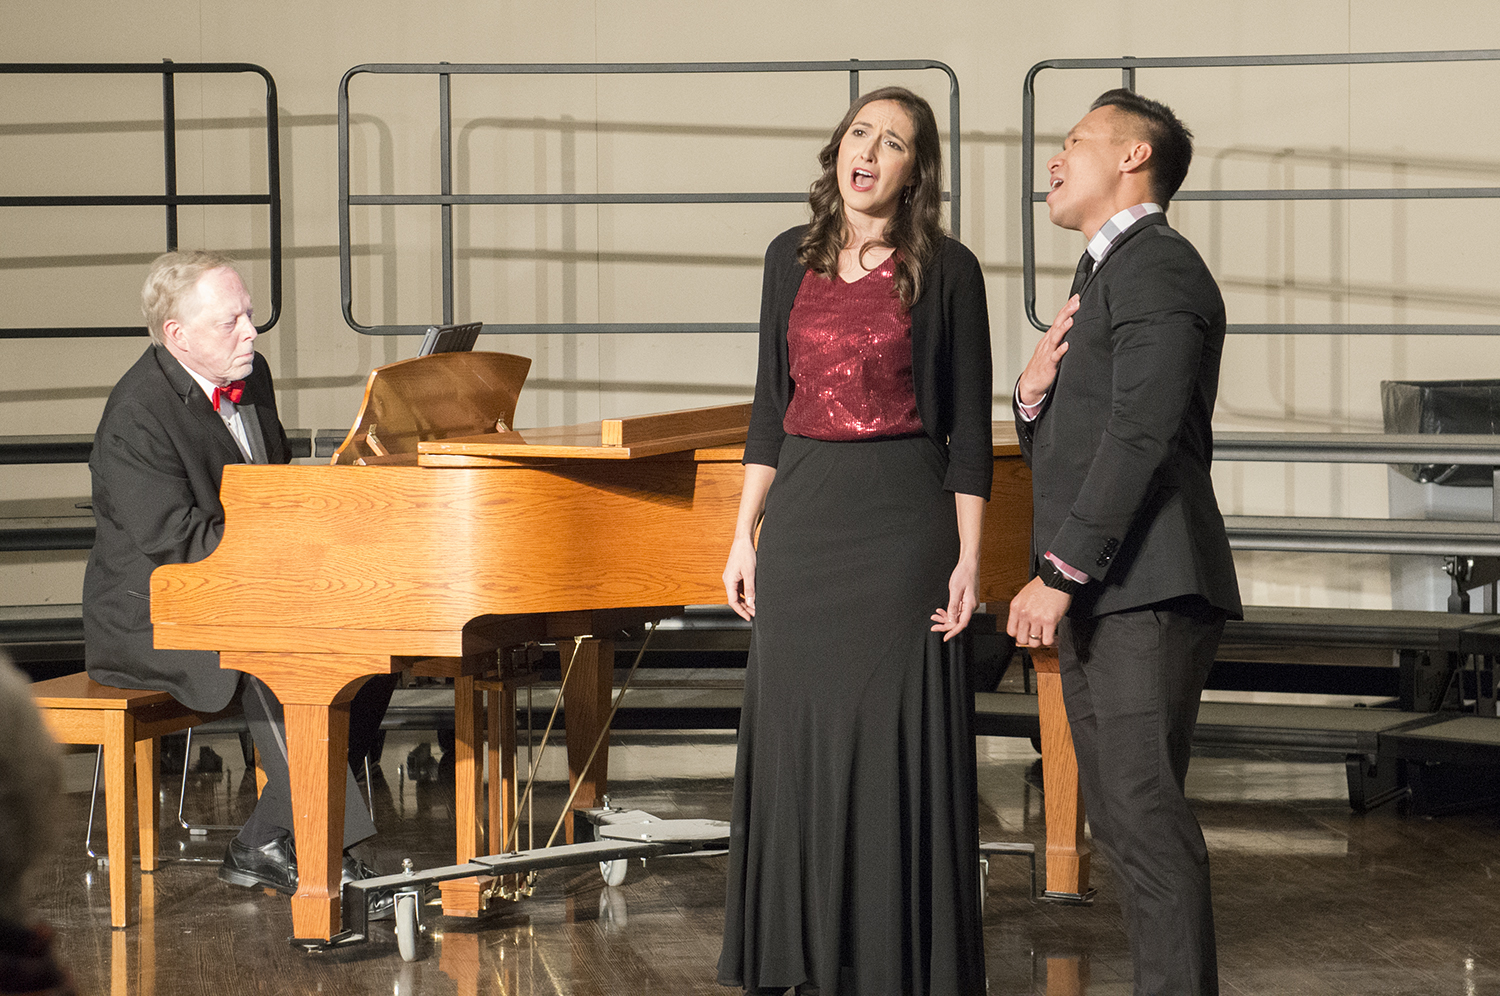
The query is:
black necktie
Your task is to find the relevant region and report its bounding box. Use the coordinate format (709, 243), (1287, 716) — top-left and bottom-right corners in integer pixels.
(1071, 251), (1094, 295)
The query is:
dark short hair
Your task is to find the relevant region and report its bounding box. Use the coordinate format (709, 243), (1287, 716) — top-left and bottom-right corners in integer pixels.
(1090, 88), (1193, 206)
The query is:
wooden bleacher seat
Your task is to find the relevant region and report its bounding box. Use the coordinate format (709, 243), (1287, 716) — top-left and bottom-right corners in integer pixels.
(30, 673), (235, 928)
(0, 605), (85, 670)
(0, 498), (96, 553)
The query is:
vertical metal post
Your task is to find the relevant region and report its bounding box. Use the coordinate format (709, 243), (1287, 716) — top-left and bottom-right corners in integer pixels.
(161, 59), (178, 250)
(338, 69), (354, 331)
(439, 63), (454, 326)
(1122, 57), (1136, 92)
(262, 71), (282, 334)
(1020, 65), (1040, 329)
(948, 73), (961, 240)
(849, 60), (859, 102)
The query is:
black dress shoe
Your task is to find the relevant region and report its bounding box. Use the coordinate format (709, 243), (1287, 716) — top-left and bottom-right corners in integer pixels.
(341, 852), (395, 921)
(219, 834), (297, 894)
(342, 853), (377, 883)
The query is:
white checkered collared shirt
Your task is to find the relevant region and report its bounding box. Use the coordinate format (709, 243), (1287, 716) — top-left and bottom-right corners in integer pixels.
(1085, 202), (1163, 267)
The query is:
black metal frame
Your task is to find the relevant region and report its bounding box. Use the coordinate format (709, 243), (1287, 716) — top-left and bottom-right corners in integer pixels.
(1021, 49), (1500, 333)
(0, 61), (282, 338)
(338, 60), (960, 336)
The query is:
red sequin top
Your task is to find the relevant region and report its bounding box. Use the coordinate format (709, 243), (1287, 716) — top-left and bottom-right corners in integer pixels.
(781, 258), (923, 440)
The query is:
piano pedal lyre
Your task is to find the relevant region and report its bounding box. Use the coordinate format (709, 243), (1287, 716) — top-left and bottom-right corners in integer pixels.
(471, 642), (544, 908)
(432, 642), (542, 920)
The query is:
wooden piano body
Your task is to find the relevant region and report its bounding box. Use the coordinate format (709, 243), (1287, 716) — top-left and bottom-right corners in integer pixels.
(150, 352), (1055, 941)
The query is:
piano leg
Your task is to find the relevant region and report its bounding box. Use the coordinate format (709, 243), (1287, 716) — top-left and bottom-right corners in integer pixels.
(454, 675), (484, 862)
(221, 651), (393, 942)
(284, 699), (351, 940)
(560, 637), (614, 843)
(1031, 647), (1093, 901)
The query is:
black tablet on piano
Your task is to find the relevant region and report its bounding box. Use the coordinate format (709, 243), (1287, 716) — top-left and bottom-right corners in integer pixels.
(417, 321), (483, 356)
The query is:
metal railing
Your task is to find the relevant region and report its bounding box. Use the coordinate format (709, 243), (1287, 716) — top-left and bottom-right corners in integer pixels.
(338, 59), (960, 336)
(0, 61), (282, 338)
(1215, 433), (1500, 556)
(1021, 50), (1500, 579)
(1021, 49), (1500, 333)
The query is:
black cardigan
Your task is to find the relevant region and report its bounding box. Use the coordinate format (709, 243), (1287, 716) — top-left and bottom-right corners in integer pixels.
(743, 225), (994, 499)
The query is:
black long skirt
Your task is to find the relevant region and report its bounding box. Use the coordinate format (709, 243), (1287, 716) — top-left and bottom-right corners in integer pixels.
(718, 433), (985, 996)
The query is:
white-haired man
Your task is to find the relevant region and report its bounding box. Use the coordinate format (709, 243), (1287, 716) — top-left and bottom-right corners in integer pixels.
(83, 251), (391, 902)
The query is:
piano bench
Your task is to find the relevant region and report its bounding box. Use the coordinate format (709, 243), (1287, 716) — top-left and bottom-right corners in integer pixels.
(30, 673), (236, 928)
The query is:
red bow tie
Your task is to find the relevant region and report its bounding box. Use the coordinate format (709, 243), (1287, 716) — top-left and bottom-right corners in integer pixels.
(211, 381), (245, 412)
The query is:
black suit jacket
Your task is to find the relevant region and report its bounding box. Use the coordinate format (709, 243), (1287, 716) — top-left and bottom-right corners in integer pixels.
(1014, 213), (1241, 619)
(83, 344), (290, 711)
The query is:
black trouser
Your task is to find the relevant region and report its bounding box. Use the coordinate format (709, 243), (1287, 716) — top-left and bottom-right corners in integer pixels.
(237, 674), (396, 850)
(1059, 596), (1226, 996)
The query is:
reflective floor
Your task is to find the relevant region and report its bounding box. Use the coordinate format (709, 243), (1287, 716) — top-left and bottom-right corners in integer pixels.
(35, 718), (1500, 995)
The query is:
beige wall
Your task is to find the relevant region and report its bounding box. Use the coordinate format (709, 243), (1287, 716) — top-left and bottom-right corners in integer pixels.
(5, 0), (1500, 611)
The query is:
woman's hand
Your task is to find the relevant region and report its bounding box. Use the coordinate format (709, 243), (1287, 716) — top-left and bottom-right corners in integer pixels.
(724, 464), (776, 621)
(931, 554), (979, 641)
(935, 493), (985, 641)
(723, 534), (758, 621)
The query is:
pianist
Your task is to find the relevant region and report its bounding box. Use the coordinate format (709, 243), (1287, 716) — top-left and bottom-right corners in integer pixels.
(82, 250), (392, 900)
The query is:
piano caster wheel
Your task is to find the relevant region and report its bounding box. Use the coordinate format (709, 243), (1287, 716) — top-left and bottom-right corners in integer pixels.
(395, 892), (422, 962)
(600, 858), (628, 887)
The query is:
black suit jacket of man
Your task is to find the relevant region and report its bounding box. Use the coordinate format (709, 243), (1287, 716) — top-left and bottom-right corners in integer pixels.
(1014, 213), (1241, 619)
(83, 343), (290, 712)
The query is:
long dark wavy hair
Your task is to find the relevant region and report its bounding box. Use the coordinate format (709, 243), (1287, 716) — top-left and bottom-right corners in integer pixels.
(797, 86), (946, 308)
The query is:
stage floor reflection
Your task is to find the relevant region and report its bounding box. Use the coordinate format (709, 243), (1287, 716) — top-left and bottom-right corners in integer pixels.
(36, 707), (1500, 995)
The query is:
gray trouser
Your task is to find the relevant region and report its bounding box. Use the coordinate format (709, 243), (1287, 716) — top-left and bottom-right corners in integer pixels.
(237, 674), (391, 849)
(1059, 597), (1226, 996)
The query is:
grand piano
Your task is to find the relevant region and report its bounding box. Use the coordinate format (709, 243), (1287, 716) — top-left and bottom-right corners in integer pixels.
(150, 352), (1070, 942)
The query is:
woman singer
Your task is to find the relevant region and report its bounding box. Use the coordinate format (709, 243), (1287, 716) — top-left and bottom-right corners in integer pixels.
(718, 85), (993, 996)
